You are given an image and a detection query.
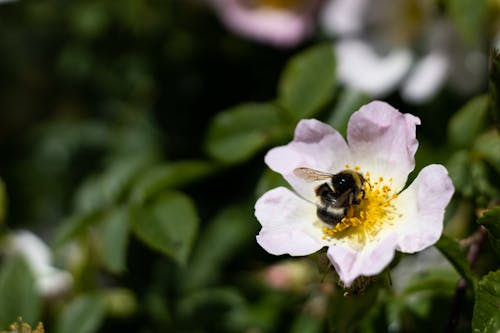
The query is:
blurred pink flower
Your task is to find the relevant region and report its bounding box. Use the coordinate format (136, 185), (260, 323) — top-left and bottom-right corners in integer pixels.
(254, 101), (454, 286)
(209, 0), (320, 47)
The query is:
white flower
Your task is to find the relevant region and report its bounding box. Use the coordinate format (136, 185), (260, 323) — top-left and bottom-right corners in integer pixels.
(6, 230), (73, 297)
(321, 0), (485, 103)
(254, 101), (454, 286)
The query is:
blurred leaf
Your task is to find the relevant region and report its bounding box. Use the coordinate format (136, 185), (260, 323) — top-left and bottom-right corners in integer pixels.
(132, 191), (199, 265)
(255, 169), (289, 199)
(278, 44), (336, 119)
(54, 210), (103, 246)
(290, 311), (324, 333)
(477, 207), (500, 258)
(329, 285), (379, 332)
(327, 89), (369, 136)
(0, 178), (6, 224)
(446, 151), (498, 199)
(177, 287), (246, 321)
(74, 154), (156, 214)
(448, 94), (489, 148)
(435, 235), (477, 292)
(130, 160), (217, 204)
(0, 256), (41, 328)
(472, 270), (500, 333)
(54, 295), (106, 333)
(100, 207), (130, 274)
(101, 288), (137, 318)
(181, 204), (257, 291)
(205, 102), (289, 164)
(444, 0), (487, 46)
(473, 130), (500, 173)
(446, 150), (473, 196)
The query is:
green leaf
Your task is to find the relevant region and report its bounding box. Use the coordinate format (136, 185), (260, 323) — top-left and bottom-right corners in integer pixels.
(472, 270), (500, 333)
(181, 204), (257, 291)
(177, 287), (246, 321)
(278, 44), (336, 119)
(131, 191), (199, 265)
(444, 0), (487, 46)
(74, 154), (155, 213)
(290, 312), (324, 333)
(477, 206), (500, 257)
(327, 89), (369, 136)
(54, 294), (106, 333)
(205, 102), (289, 164)
(448, 94), (489, 149)
(473, 130), (500, 174)
(0, 256), (41, 328)
(435, 235), (477, 292)
(446, 150), (475, 197)
(54, 210), (104, 246)
(100, 207), (130, 273)
(129, 161), (217, 204)
(329, 284), (379, 332)
(0, 178), (7, 224)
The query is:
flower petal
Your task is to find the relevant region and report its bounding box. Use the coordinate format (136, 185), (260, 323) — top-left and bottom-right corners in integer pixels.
(265, 119), (350, 201)
(255, 187), (327, 256)
(327, 232), (397, 287)
(394, 164), (454, 253)
(401, 51), (449, 103)
(347, 101), (420, 191)
(320, 0), (369, 36)
(335, 39), (412, 97)
(212, 0), (315, 47)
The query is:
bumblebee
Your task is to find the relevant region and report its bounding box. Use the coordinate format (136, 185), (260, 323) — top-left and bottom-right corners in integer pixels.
(294, 167), (366, 225)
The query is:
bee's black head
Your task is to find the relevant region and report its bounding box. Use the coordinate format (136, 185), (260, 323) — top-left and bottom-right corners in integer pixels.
(331, 172), (355, 194)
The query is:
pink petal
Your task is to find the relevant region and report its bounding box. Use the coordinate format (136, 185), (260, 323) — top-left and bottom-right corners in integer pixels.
(212, 0), (315, 48)
(265, 119), (350, 201)
(347, 101), (420, 191)
(327, 232), (398, 287)
(255, 187), (326, 256)
(394, 164), (454, 253)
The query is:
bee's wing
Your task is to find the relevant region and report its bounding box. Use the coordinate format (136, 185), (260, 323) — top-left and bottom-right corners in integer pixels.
(293, 168), (333, 182)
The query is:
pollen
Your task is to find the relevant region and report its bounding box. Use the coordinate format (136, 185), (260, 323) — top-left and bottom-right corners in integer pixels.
(322, 168), (400, 245)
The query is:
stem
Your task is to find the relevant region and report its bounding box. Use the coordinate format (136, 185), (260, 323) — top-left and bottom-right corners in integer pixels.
(445, 227), (488, 333)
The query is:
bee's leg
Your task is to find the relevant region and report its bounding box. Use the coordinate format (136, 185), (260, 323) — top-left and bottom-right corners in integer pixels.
(360, 189), (366, 199)
(346, 205), (354, 218)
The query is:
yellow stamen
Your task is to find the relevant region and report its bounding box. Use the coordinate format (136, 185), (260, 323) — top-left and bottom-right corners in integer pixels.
(354, 165), (361, 171)
(345, 164), (350, 169)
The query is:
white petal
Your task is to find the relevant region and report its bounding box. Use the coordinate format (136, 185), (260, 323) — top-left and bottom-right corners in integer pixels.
(7, 230), (53, 274)
(37, 269), (73, 297)
(265, 119), (351, 201)
(255, 187), (326, 256)
(401, 52), (449, 103)
(320, 0), (369, 36)
(327, 232), (398, 287)
(394, 164), (454, 253)
(335, 40), (412, 97)
(347, 101), (420, 191)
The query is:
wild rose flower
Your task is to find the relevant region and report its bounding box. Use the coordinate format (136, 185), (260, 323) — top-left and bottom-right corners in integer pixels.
(209, 0), (320, 48)
(254, 101), (454, 286)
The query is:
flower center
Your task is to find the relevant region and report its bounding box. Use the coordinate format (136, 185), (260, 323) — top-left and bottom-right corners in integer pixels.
(321, 166), (401, 245)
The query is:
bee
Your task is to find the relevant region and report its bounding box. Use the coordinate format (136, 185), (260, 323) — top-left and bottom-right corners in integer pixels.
(293, 167), (366, 225)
